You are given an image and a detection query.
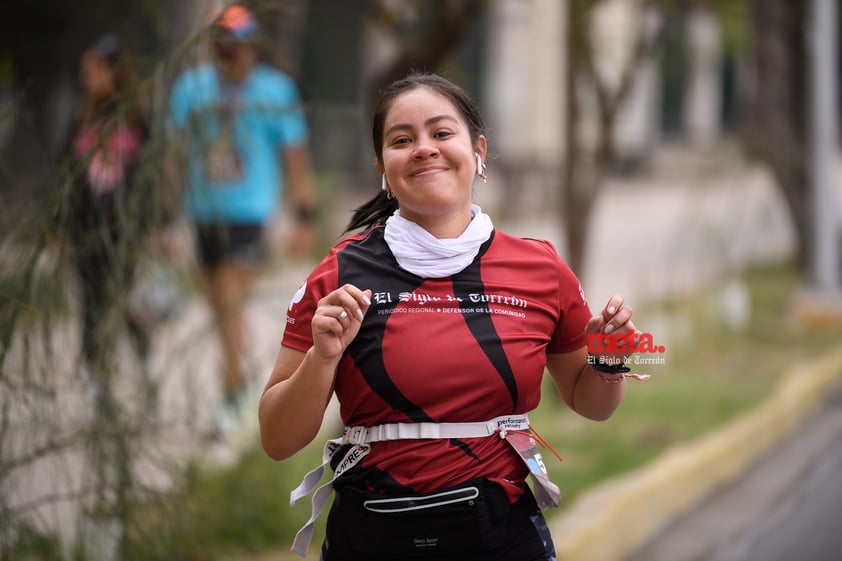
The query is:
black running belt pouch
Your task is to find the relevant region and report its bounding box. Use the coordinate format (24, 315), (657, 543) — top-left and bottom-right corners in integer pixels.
(334, 477), (510, 556)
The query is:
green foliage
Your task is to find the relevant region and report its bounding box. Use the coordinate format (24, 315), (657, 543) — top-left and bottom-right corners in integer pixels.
(710, 0), (751, 54)
(0, 524), (64, 561)
(113, 442), (330, 561)
(120, 449), (305, 560)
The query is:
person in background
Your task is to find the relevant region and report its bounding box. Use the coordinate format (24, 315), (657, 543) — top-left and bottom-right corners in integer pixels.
(259, 73), (648, 560)
(61, 33), (151, 402)
(169, 4), (316, 435)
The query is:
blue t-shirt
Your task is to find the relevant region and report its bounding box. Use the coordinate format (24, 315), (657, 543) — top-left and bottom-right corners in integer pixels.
(169, 63), (309, 224)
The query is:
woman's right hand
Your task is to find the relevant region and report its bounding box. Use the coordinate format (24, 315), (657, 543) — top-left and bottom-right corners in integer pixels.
(260, 284), (371, 460)
(311, 284), (372, 362)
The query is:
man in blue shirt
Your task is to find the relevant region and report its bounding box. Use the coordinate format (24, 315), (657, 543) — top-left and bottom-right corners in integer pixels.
(170, 5), (315, 435)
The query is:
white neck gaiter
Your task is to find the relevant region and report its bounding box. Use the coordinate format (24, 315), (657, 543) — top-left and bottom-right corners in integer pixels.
(384, 204), (494, 278)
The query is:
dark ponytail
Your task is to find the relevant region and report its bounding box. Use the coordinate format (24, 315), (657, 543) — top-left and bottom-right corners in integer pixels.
(344, 190), (398, 233)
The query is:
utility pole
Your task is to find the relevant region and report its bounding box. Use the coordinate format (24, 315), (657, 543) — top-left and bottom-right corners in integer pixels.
(809, 0), (840, 294)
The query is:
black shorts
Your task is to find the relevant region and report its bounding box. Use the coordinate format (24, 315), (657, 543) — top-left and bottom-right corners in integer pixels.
(194, 222), (266, 269)
(319, 480), (557, 561)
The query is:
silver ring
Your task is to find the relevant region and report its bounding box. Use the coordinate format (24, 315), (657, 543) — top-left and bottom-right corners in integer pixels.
(336, 310), (348, 322)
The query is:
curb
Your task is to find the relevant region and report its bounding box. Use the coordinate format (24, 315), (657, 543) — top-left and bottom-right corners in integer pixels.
(549, 347), (842, 561)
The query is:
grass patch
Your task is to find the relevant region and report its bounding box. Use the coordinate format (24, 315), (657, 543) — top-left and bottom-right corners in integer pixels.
(115, 261), (842, 561)
(123, 448), (320, 561)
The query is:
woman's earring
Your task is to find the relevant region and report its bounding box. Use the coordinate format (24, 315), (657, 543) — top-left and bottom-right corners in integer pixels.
(382, 174), (393, 199)
(475, 153), (487, 183)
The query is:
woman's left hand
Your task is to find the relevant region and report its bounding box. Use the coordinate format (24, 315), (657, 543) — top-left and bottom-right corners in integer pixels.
(584, 294), (637, 364)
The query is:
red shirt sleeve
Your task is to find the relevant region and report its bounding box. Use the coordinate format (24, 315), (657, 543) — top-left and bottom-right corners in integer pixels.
(282, 247), (341, 352)
(544, 242), (592, 354)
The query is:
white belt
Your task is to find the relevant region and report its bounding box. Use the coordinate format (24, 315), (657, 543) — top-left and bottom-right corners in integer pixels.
(288, 413), (560, 557)
(343, 413), (531, 444)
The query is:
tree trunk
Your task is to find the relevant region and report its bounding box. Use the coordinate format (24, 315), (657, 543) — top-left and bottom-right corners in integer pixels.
(742, 0), (810, 269)
(561, 0), (651, 275)
(562, 11), (598, 276)
(367, 0), (485, 104)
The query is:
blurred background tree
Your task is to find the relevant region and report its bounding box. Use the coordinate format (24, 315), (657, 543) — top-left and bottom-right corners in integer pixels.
(561, 0), (756, 275)
(741, 0), (810, 269)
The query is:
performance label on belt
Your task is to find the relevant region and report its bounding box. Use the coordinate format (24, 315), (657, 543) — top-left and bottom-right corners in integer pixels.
(495, 415), (531, 431)
(502, 429), (561, 510)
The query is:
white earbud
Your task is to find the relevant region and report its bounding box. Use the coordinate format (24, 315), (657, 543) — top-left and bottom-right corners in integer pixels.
(475, 153), (487, 183)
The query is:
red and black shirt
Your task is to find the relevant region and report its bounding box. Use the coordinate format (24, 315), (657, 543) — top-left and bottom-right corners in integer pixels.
(283, 226), (591, 502)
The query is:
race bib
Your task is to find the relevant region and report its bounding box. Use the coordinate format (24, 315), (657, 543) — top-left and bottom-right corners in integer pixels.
(205, 131), (242, 184)
(503, 429), (561, 510)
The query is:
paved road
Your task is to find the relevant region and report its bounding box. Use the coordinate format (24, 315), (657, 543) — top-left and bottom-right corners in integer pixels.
(623, 378), (842, 561)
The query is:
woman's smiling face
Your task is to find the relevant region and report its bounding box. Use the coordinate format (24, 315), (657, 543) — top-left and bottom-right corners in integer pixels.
(379, 87), (486, 237)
